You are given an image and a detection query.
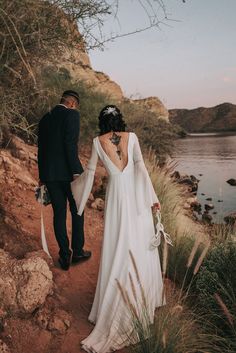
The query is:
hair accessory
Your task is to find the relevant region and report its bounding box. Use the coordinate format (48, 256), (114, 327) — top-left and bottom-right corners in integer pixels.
(103, 107), (118, 116)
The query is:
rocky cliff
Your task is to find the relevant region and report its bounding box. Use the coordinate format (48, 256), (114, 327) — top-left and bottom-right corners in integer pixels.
(169, 102), (236, 132)
(57, 41), (169, 120)
(58, 47), (124, 101)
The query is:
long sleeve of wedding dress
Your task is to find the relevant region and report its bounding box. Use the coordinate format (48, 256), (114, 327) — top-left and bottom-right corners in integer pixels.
(71, 139), (98, 216)
(133, 133), (159, 214)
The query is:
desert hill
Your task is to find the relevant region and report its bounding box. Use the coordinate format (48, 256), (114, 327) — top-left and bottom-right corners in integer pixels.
(169, 102), (236, 132)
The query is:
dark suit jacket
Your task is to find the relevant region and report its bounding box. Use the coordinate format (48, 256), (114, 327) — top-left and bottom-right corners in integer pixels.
(38, 105), (84, 182)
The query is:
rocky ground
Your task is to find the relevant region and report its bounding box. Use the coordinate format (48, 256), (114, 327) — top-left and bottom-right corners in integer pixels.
(0, 137), (127, 353)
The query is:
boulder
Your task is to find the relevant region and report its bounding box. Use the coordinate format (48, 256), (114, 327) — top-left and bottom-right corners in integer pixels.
(224, 212), (236, 226)
(0, 250), (53, 315)
(226, 178), (236, 186)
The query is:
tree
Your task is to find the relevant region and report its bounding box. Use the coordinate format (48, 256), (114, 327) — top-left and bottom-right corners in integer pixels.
(0, 0), (172, 143)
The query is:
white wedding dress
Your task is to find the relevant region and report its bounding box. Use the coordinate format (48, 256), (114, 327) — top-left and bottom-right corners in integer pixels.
(71, 132), (164, 353)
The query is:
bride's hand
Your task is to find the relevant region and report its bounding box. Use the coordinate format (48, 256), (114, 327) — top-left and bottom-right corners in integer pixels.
(152, 203), (161, 212)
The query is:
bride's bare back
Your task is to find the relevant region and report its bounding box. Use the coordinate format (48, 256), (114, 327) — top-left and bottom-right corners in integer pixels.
(98, 132), (129, 172)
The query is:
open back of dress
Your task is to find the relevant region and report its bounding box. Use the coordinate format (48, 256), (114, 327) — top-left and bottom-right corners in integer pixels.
(97, 132), (129, 172)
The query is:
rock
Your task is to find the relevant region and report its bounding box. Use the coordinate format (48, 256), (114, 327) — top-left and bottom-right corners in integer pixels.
(213, 211), (217, 214)
(187, 196), (197, 205)
(202, 212), (212, 224)
(205, 197), (212, 201)
(204, 204), (214, 211)
(226, 178), (236, 186)
(132, 97), (169, 121)
(91, 198), (105, 211)
(0, 339), (11, 353)
(0, 150), (37, 186)
(190, 175), (199, 183)
(171, 171), (181, 180)
(191, 200), (202, 213)
(217, 200), (223, 202)
(47, 309), (71, 334)
(199, 174), (203, 176)
(178, 176), (199, 192)
(224, 212), (236, 226)
(24, 250), (53, 268)
(36, 308), (71, 335)
(0, 250), (53, 315)
(58, 48), (124, 101)
(201, 193), (205, 196)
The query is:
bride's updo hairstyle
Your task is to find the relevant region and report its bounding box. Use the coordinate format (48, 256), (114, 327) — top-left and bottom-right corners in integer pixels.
(98, 105), (126, 135)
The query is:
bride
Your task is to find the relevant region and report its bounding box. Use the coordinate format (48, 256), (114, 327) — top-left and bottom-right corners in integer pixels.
(71, 105), (164, 353)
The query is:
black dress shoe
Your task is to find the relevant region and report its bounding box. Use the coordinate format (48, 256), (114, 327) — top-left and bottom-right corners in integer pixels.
(58, 256), (70, 271)
(72, 250), (92, 263)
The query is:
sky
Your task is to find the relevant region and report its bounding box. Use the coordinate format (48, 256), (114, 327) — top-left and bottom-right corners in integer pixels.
(89, 0), (236, 109)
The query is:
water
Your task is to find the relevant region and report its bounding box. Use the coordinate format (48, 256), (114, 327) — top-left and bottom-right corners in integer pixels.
(172, 133), (236, 223)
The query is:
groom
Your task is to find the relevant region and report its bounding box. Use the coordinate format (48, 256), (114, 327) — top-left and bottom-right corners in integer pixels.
(37, 90), (91, 270)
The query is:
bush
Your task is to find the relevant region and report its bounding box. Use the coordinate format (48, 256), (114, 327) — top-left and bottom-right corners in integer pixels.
(121, 100), (178, 165)
(195, 240), (236, 350)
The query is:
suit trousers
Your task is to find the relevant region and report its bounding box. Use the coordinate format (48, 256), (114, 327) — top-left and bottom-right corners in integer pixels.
(45, 181), (84, 259)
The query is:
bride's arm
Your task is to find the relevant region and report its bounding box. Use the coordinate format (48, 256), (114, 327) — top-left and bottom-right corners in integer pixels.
(71, 139), (98, 215)
(133, 133), (160, 214)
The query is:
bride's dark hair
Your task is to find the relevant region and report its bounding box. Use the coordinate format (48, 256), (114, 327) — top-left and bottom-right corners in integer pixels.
(98, 105), (126, 135)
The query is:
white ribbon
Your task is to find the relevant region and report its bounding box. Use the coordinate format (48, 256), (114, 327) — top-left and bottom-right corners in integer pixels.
(40, 206), (51, 257)
(150, 210), (173, 250)
(37, 186), (51, 258)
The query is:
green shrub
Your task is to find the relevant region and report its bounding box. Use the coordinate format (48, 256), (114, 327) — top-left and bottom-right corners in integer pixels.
(195, 240), (236, 350)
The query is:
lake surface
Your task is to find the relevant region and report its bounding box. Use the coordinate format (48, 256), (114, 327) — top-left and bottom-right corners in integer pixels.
(171, 133), (236, 223)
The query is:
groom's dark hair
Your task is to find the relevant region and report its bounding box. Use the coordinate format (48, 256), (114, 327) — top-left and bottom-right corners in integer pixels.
(61, 90), (80, 104)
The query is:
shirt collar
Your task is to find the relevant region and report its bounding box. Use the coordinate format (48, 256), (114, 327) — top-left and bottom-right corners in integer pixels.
(57, 104), (68, 108)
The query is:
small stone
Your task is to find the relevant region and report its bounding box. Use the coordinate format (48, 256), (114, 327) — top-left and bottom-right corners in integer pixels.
(171, 171), (180, 179)
(226, 178), (236, 186)
(205, 197), (212, 201)
(202, 212), (212, 224)
(217, 200), (223, 202)
(47, 309), (71, 335)
(201, 193), (205, 196)
(191, 201), (202, 212)
(205, 204), (214, 211)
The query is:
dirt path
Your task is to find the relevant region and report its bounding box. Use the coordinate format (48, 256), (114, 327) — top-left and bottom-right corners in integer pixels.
(0, 141), (127, 353)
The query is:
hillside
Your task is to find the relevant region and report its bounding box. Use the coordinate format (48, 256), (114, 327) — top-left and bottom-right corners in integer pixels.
(169, 102), (236, 132)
